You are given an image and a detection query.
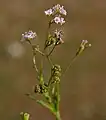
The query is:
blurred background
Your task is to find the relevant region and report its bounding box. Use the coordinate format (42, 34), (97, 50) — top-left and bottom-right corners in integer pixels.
(0, 0), (106, 120)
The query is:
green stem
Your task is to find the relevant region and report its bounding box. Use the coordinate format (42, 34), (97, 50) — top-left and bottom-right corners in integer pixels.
(44, 20), (52, 50)
(56, 111), (61, 120)
(32, 53), (39, 73)
(56, 84), (60, 111)
(37, 100), (61, 120)
(35, 48), (45, 56)
(54, 83), (61, 120)
(46, 55), (53, 67)
(20, 112), (30, 120)
(62, 53), (80, 78)
(48, 68), (55, 86)
(63, 55), (76, 76)
(47, 45), (56, 56)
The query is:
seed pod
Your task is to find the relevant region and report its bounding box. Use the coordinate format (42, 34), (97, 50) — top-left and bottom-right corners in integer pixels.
(34, 84), (41, 93)
(39, 84), (48, 94)
(34, 84), (48, 94)
(51, 64), (61, 84)
(44, 34), (56, 49)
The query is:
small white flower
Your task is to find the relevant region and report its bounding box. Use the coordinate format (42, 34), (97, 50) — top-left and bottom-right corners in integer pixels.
(53, 4), (67, 15)
(76, 40), (91, 55)
(53, 4), (61, 11)
(60, 17), (65, 25)
(54, 16), (61, 24)
(44, 8), (53, 16)
(59, 6), (67, 15)
(81, 40), (88, 46)
(53, 15), (65, 25)
(54, 16), (65, 25)
(21, 30), (37, 42)
(81, 40), (91, 49)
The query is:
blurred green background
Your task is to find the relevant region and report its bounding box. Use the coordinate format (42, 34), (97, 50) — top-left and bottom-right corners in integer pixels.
(0, 0), (106, 120)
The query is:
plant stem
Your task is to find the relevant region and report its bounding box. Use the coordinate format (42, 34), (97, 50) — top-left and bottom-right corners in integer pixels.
(63, 55), (77, 75)
(46, 55), (53, 67)
(62, 53), (80, 78)
(56, 111), (61, 120)
(47, 45), (56, 56)
(35, 47), (45, 56)
(56, 83), (61, 120)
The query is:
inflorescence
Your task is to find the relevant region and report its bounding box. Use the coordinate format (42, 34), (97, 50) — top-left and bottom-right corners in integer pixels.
(21, 30), (37, 42)
(44, 4), (67, 25)
(20, 4), (91, 120)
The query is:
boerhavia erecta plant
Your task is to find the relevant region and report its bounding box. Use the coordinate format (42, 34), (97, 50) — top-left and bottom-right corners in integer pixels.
(20, 4), (91, 120)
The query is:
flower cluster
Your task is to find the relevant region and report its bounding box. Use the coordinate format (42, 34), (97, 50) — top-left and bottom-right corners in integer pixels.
(34, 84), (47, 94)
(53, 4), (67, 15)
(21, 30), (37, 42)
(76, 40), (91, 56)
(44, 4), (67, 25)
(45, 4), (67, 16)
(44, 29), (64, 49)
(81, 40), (91, 48)
(54, 29), (64, 45)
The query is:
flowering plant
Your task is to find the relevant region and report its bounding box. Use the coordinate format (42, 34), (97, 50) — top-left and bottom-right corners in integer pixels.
(20, 4), (91, 120)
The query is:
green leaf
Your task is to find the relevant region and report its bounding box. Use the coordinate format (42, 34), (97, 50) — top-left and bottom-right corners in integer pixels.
(37, 100), (51, 109)
(25, 93), (36, 101)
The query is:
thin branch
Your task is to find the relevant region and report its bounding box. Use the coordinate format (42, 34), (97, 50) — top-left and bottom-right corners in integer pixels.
(62, 54), (78, 78)
(47, 45), (56, 56)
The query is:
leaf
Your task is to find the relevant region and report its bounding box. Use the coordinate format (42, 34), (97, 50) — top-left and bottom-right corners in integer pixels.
(37, 100), (54, 112)
(25, 93), (36, 101)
